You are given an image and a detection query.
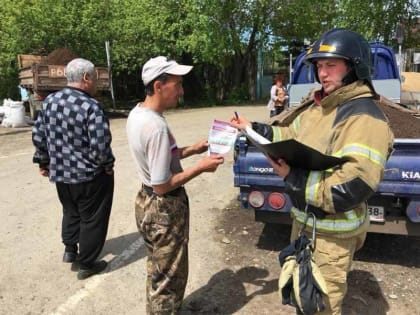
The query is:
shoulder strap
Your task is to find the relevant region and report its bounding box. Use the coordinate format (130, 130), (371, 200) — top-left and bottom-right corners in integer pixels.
(334, 97), (387, 127)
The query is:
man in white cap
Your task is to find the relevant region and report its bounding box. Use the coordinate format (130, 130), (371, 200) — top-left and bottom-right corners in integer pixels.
(126, 56), (224, 314)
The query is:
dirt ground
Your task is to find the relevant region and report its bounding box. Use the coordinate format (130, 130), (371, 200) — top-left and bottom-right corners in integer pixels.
(1, 105), (420, 315)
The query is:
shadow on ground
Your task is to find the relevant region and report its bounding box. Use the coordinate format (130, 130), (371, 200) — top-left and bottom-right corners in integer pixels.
(181, 266), (277, 314)
(101, 232), (146, 271)
(354, 233), (420, 267)
(342, 269), (389, 315)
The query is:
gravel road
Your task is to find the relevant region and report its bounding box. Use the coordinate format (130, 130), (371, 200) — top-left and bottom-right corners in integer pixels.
(1, 105), (419, 315)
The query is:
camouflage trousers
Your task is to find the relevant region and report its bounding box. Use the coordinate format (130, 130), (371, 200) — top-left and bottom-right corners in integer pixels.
(135, 186), (189, 315)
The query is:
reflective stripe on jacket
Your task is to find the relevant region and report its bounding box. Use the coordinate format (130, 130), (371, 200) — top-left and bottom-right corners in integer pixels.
(291, 207), (366, 233)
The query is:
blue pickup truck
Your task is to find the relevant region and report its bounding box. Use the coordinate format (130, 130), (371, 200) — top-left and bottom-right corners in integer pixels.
(233, 43), (420, 236)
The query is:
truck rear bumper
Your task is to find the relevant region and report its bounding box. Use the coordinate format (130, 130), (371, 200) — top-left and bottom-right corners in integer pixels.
(368, 217), (420, 236)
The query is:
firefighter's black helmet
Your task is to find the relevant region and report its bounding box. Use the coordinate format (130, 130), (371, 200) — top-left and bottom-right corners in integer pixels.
(304, 28), (374, 91)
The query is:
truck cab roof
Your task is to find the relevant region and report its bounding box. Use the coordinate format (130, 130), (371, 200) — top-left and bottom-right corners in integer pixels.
(289, 42), (401, 106)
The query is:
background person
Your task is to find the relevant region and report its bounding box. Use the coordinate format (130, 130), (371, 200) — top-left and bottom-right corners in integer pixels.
(126, 56), (224, 314)
(32, 58), (114, 280)
(231, 29), (394, 314)
(18, 84), (30, 113)
(267, 74), (288, 117)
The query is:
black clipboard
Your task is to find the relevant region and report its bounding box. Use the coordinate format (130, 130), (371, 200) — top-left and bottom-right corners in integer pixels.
(243, 129), (347, 170)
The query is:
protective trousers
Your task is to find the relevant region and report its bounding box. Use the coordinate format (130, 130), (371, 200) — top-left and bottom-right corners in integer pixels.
(135, 187), (189, 315)
(56, 172), (114, 268)
(290, 220), (367, 315)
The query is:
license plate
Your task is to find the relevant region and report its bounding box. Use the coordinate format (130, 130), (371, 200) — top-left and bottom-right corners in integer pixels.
(368, 205), (385, 222)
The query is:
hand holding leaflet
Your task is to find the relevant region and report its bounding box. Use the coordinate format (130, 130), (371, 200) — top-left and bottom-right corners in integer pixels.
(208, 119), (238, 156)
(243, 126), (347, 170)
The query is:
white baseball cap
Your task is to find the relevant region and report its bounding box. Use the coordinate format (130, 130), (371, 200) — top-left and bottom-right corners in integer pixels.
(142, 56), (193, 86)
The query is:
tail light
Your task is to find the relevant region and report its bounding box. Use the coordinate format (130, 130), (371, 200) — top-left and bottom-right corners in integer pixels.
(268, 192), (286, 210)
(407, 200), (420, 223)
(248, 190), (265, 208)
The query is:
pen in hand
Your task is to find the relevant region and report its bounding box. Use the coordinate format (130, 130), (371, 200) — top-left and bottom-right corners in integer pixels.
(231, 111), (251, 131)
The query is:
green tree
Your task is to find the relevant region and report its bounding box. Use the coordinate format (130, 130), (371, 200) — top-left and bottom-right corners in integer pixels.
(0, 0), (113, 99)
(335, 0), (419, 48)
(0, 0), (418, 103)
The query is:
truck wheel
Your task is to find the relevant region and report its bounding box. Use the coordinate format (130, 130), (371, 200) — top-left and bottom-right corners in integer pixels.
(29, 103), (39, 120)
(28, 93), (41, 120)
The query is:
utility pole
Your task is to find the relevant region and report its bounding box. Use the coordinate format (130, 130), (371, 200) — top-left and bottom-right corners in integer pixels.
(256, 38), (263, 100)
(396, 23), (404, 78)
(289, 53), (293, 85)
(105, 41), (116, 110)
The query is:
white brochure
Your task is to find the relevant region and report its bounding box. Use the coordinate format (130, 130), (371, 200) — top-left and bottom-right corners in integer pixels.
(208, 119), (238, 156)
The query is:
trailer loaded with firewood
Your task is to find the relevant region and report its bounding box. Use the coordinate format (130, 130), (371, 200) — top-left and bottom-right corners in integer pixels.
(17, 48), (109, 119)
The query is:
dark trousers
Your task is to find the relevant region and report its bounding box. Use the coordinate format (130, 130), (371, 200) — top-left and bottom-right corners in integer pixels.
(270, 106), (285, 117)
(56, 172), (114, 268)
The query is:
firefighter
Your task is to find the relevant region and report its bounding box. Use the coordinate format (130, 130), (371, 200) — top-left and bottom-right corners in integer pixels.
(231, 28), (394, 314)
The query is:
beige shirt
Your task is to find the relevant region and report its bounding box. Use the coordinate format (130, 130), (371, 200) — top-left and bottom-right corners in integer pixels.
(126, 105), (182, 186)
